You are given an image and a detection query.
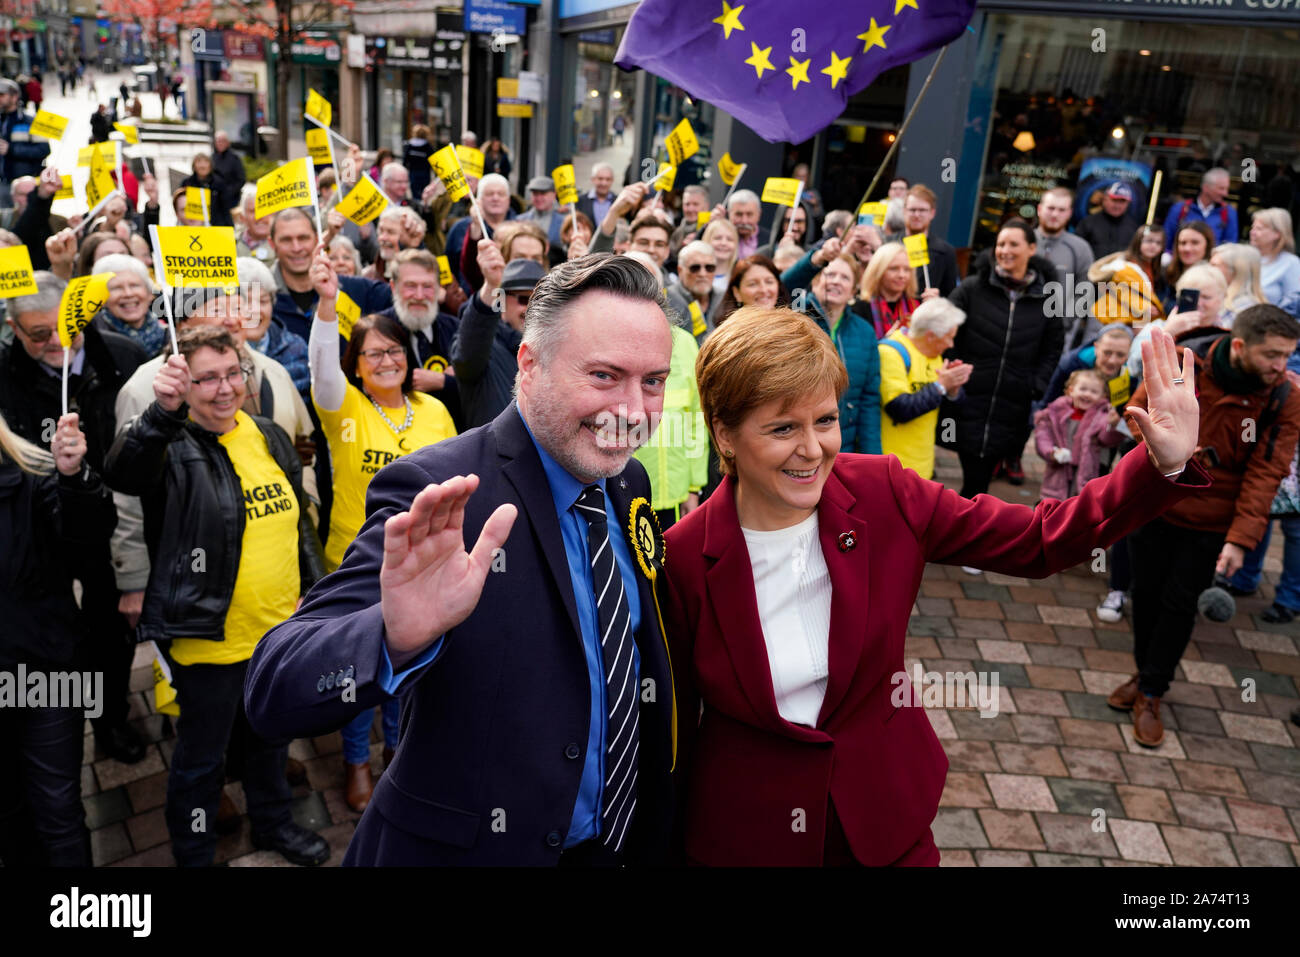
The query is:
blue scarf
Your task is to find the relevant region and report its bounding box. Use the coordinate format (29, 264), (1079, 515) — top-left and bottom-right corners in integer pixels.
(101, 309), (168, 356)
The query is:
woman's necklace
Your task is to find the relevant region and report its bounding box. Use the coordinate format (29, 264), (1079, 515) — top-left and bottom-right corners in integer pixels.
(368, 394), (414, 434)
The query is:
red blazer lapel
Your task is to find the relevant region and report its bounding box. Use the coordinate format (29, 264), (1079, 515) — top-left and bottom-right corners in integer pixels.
(814, 467), (870, 726)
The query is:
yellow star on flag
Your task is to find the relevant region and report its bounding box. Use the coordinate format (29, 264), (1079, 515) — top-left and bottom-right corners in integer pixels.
(857, 18), (891, 52)
(896, 0), (919, 13)
(786, 56), (811, 91)
(821, 50), (852, 89)
(745, 42), (775, 79)
(713, 1), (745, 40)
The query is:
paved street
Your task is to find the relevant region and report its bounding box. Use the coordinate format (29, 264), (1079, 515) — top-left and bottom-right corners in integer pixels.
(75, 444), (1300, 867)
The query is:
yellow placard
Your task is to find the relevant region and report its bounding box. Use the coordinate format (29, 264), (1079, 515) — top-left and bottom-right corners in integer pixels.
(455, 145), (485, 180)
(185, 187), (211, 224)
(436, 255), (453, 287)
(335, 289), (360, 341)
(255, 158), (317, 219)
(846, 125), (867, 144)
(552, 164), (578, 207)
(57, 273), (114, 347)
(687, 300), (706, 338)
(496, 77), (519, 99)
(0, 245), (38, 299)
(305, 88), (332, 127)
(77, 142), (117, 167)
(335, 174), (388, 227)
(152, 226), (239, 289)
(86, 145), (117, 209)
(761, 177), (802, 207)
(29, 109), (68, 140)
(654, 162), (676, 192)
(696, 209), (711, 227)
(429, 145), (470, 203)
(54, 175), (75, 201)
(665, 118), (699, 167)
(718, 152), (745, 187)
(113, 122), (139, 145)
(306, 127), (333, 166)
(497, 101), (533, 118)
(903, 232), (930, 268)
(859, 201), (887, 226)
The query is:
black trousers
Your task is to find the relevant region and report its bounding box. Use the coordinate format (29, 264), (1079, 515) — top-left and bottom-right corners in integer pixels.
(70, 567), (135, 731)
(957, 450), (1006, 499)
(165, 656), (292, 866)
(1109, 534), (1132, 592)
(1128, 518), (1225, 697)
(0, 696), (91, 866)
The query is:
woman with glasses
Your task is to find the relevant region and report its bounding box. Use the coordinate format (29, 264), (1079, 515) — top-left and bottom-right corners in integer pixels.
(307, 246), (457, 812)
(103, 325), (329, 867)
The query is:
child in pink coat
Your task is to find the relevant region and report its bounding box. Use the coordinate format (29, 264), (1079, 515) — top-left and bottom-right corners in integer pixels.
(1034, 368), (1126, 500)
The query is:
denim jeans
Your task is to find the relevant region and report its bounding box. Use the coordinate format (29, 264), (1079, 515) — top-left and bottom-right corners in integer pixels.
(165, 656), (292, 866)
(0, 698), (90, 866)
(341, 699), (400, 765)
(1230, 516), (1300, 611)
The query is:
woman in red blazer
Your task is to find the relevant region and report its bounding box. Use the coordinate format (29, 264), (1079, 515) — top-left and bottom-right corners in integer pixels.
(660, 307), (1206, 866)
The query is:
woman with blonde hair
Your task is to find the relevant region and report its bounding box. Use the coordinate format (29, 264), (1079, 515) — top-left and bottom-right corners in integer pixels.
(1248, 207), (1300, 309)
(853, 240), (923, 339)
(661, 306), (1203, 866)
(1209, 242), (1266, 327)
(1128, 263), (1227, 374)
(702, 217), (739, 298)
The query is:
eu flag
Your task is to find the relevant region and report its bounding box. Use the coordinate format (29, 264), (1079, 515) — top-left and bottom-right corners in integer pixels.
(615, 0), (978, 144)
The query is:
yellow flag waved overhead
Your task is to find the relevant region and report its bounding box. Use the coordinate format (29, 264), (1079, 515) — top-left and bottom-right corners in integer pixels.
(306, 127), (333, 166)
(29, 110), (68, 141)
(455, 145), (485, 180)
(86, 144), (117, 209)
(185, 187), (211, 224)
(653, 162), (676, 192)
(436, 255), (453, 287)
(552, 164), (578, 207)
(903, 232), (930, 268)
(54, 175), (74, 201)
(77, 142), (118, 167)
(429, 145), (470, 203)
(761, 177), (802, 208)
(113, 122), (140, 145)
(718, 153), (746, 187)
(335, 174), (388, 226)
(152, 226), (239, 289)
(0, 245), (38, 299)
(58, 273), (115, 347)
(305, 88), (332, 127)
(665, 118), (699, 167)
(255, 158), (318, 219)
(335, 289), (361, 341)
(859, 201), (886, 226)
(696, 209), (711, 227)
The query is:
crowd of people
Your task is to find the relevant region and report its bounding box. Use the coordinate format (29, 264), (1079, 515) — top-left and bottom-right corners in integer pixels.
(0, 99), (1298, 867)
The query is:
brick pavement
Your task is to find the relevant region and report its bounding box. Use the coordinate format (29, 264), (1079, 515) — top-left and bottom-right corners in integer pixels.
(81, 447), (1300, 866)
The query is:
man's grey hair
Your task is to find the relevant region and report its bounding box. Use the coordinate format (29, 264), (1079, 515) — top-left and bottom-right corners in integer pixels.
(477, 173), (509, 200)
(884, 198), (906, 235)
(1203, 167), (1230, 186)
(240, 182), (259, 210)
(381, 163), (409, 184)
(378, 206), (406, 227)
(325, 234), (362, 274)
(92, 253), (150, 284)
(9, 271), (66, 319)
(1096, 323), (1135, 343)
(727, 189), (760, 211)
(822, 209), (854, 238)
(678, 240), (715, 263)
(909, 297), (966, 339)
(237, 256), (276, 296)
(683, 184), (709, 201)
(520, 253), (669, 370)
(591, 162), (614, 179)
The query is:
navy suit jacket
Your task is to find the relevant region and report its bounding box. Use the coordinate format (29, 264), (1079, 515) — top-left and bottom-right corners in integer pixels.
(245, 403), (676, 865)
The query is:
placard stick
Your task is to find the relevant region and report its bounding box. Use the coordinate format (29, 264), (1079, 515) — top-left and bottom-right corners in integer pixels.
(721, 163), (747, 207)
(1146, 170), (1163, 226)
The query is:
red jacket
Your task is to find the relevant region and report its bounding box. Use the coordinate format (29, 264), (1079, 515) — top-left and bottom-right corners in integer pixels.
(661, 447), (1209, 866)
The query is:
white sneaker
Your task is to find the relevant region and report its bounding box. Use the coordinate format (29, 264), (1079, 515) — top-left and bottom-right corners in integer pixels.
(1097, 589), (1126, 622)
(961, 566), (982, 575)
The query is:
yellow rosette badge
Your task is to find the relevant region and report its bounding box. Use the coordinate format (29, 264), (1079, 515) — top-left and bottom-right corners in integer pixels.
(626, 496), (665, 582)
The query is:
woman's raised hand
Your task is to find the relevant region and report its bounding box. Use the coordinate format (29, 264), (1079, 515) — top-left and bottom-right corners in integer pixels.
(1125, 326), (1199, 474)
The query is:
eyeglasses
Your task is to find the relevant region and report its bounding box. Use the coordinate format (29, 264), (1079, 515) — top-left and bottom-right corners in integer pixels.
(509, 293), (532, 307)
(191, 369), (245, 392)
(361, 346), (406, 364)
(685, 263), (717, 273)
(13, 320), (56, 344)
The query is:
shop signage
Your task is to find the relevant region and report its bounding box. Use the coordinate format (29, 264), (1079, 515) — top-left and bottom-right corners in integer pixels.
(224, 33), (263, 60)
(191, 28), (226, 62)
(292, 34), (342, 65)
(986, 0), (1300, 23)
(465, 0), (526, 35)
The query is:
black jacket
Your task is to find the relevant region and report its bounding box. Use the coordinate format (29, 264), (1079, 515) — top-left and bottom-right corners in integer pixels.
(1076, 211), (1140, 259)
(452, 291), (522, 430)
(915, 233), (961, 298)
(940, 252), (1065, 458)
(0, 323), (148, 473)
(103, 402), (326, 644)
(178, 171), (234, 227)
(210, 148), (246, 213)
(0, 459), (116, 669)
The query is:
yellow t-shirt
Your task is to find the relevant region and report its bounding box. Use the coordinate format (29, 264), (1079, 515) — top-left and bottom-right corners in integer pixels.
(315, 384), (457, 570)
(878, 331), (945, 480)
(171, 411), (302, 666)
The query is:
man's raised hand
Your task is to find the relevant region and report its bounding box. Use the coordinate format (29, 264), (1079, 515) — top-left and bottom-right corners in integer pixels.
(380, 475), (517, 669)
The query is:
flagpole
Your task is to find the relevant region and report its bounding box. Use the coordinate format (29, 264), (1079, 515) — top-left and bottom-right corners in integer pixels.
(149, 225), (180, 356)
(1146, 170), (1163, 226)
(162, 288), (179, 355)
(61, 346), (70, 416)
(452, 151), (489, 238)
(305, 114), (357, 151)
(721, 163), (746, 208)
(854, 46), (951, 214)
(73, 190), (124, 236)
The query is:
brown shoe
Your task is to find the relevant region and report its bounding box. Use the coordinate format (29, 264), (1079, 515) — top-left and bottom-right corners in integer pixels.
(1107, 674), (1140, 711)
(285, 756), (307, 787)
(345, 761), (373, 813)
(1132, 692), (1165, 748)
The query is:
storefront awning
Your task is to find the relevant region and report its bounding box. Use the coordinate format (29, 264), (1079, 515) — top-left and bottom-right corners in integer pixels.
(351, 0), (456, 36)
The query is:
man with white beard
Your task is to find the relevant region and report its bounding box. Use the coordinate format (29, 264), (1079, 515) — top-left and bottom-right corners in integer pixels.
(363, 207), (407, 282)
(376, 248), (464, 431)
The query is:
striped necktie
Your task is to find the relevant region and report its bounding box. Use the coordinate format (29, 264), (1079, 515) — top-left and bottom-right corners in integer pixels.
(573, 484), (638, 851)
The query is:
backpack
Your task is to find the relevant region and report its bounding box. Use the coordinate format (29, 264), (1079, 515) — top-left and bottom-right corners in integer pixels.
(880, 337), (911, 373)
(1190, 335), (1292, 463)
(1176, 199), (1229, 231)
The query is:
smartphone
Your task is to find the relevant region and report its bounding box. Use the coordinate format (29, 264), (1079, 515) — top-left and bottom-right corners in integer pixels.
(1176, 288), (1200, 315)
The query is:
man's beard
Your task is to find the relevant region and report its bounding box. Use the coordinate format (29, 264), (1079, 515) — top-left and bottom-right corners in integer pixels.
(394, 298), (434, 333)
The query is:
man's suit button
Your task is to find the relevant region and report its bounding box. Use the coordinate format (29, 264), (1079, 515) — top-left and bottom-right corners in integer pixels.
(564, 743), (581, 760)
(545, 831), (562, 848)
(344, 665), (355, 681)
(316, 676), (326, 693)
(326, 672), (335, 690)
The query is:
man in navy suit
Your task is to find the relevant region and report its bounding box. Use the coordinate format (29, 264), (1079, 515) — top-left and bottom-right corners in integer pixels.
(245, 252), (677, 865)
